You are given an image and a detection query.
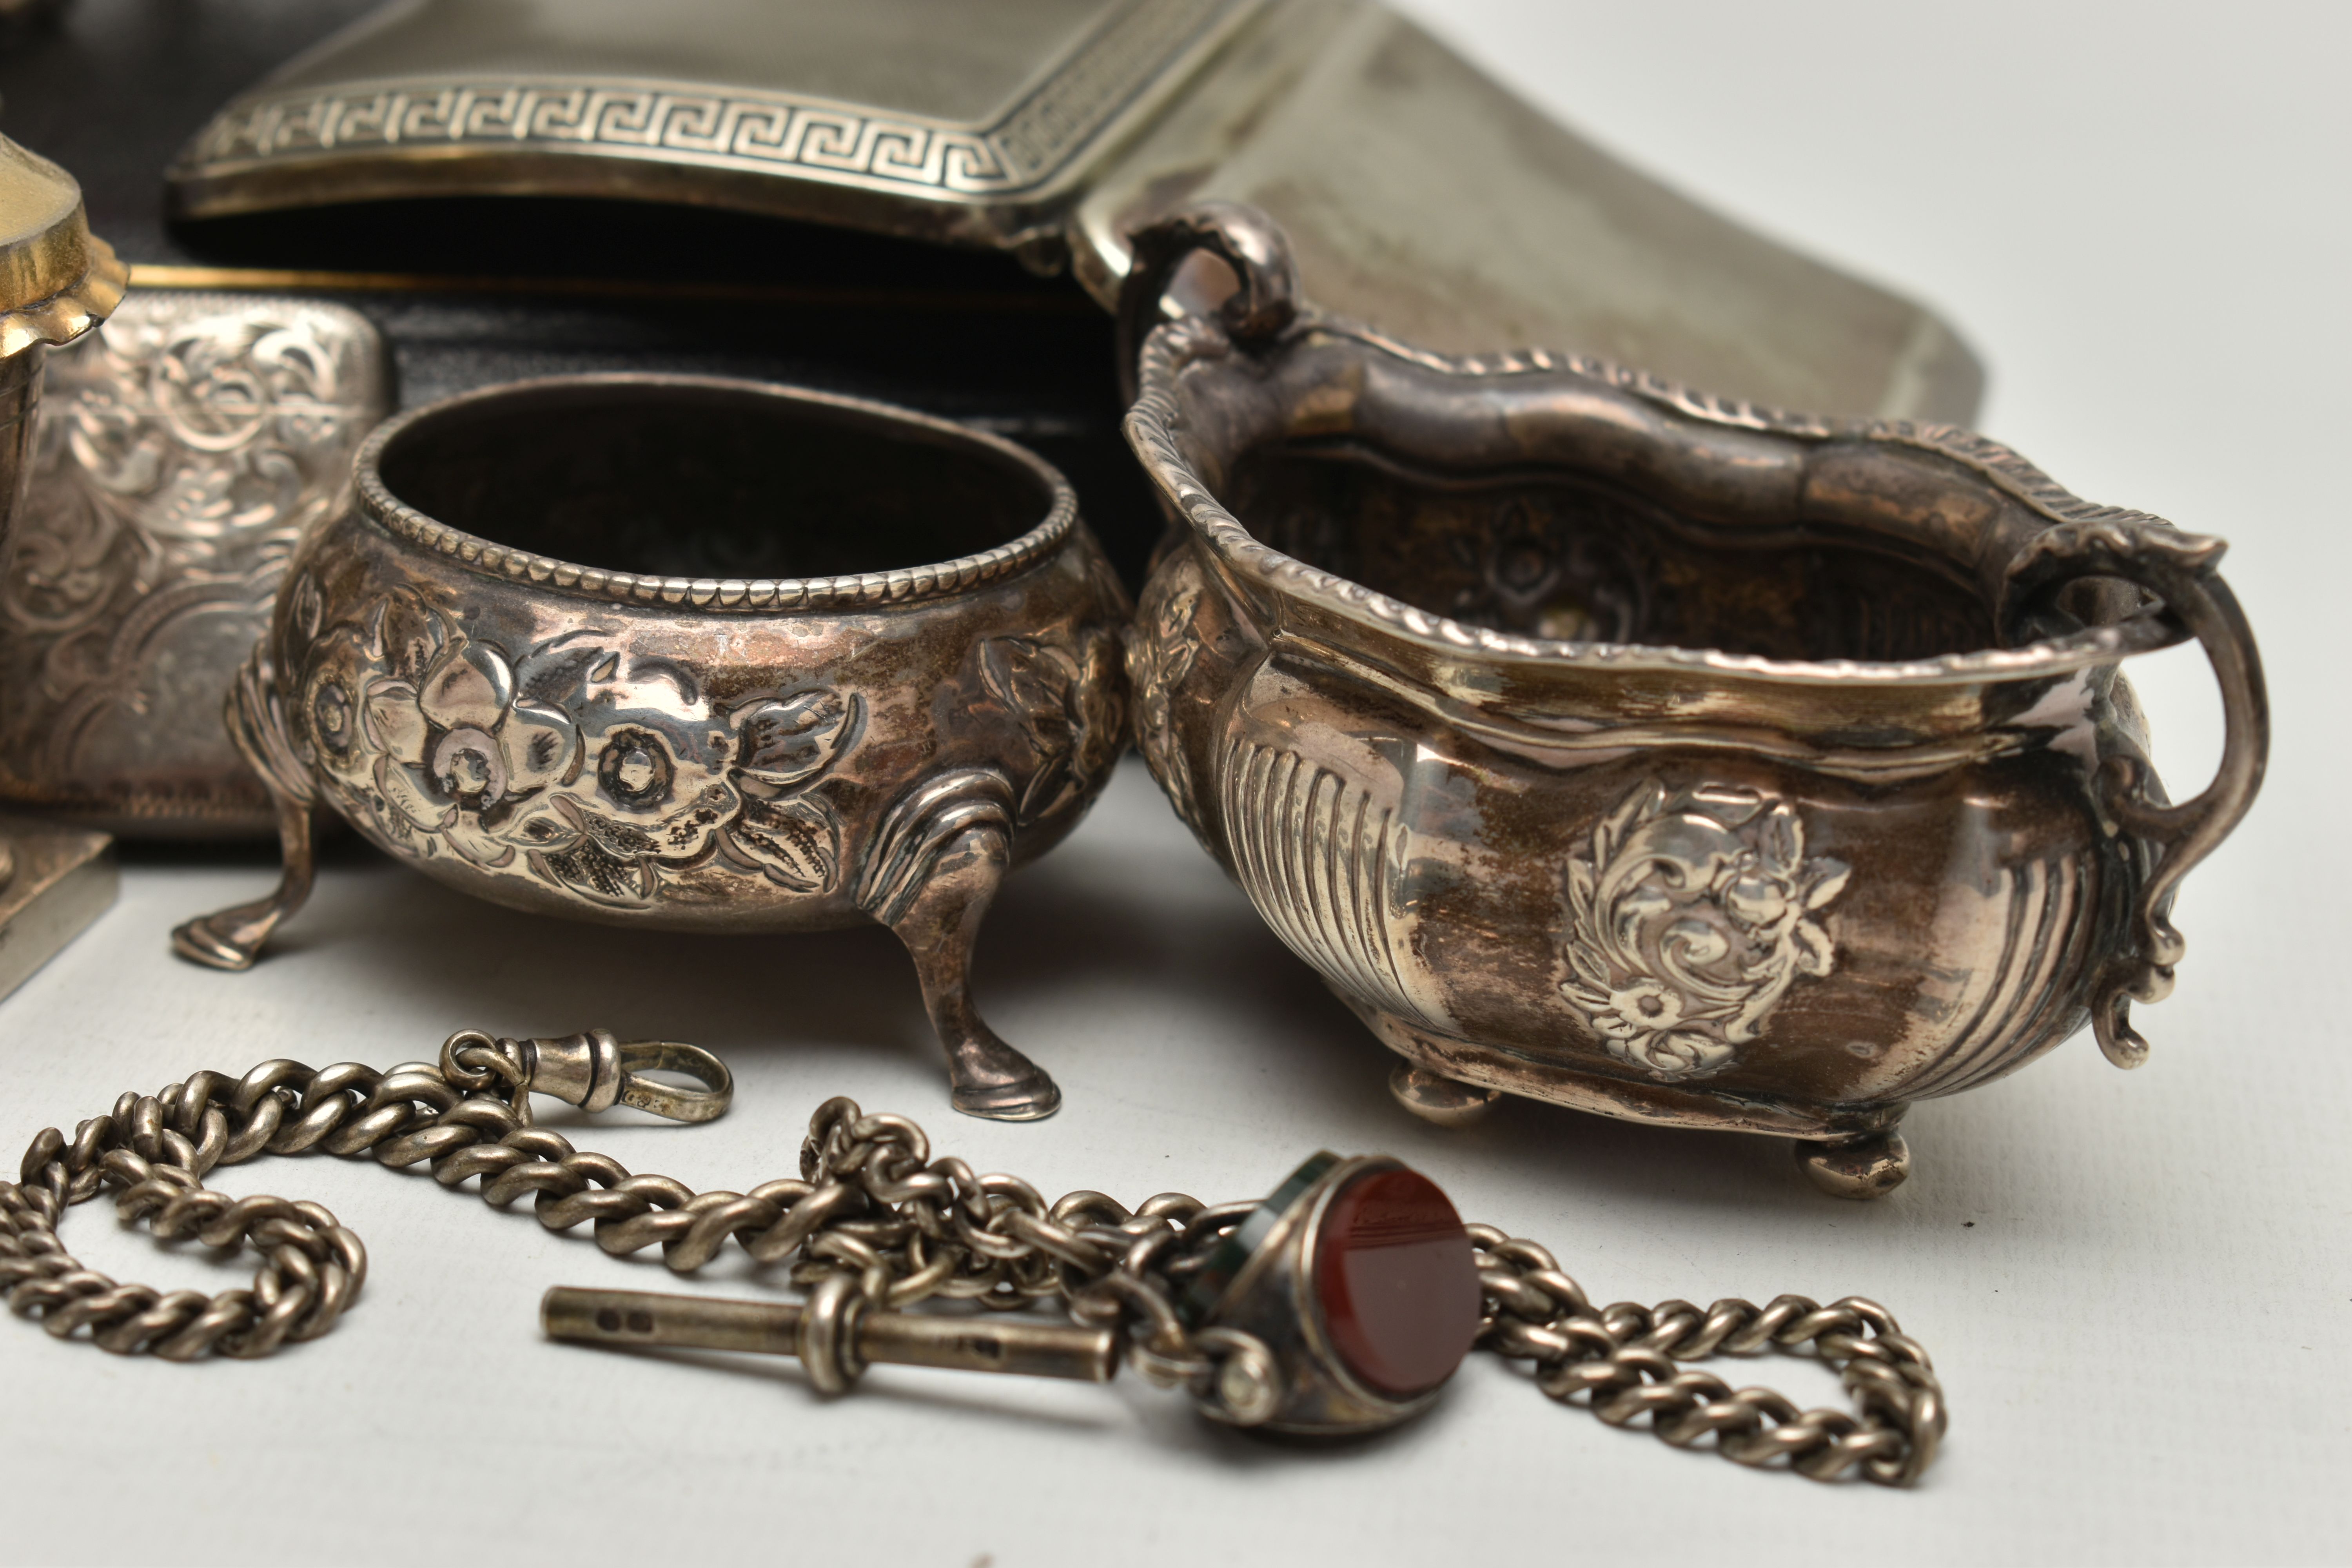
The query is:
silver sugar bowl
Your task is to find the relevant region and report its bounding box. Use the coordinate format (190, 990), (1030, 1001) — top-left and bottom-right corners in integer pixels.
(1119, 206), (2267, 1195)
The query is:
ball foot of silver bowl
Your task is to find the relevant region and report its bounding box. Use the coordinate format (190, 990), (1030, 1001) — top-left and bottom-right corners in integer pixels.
(1387, 1062), (1502, 1127)
(1795, 1130), (1912, 1200)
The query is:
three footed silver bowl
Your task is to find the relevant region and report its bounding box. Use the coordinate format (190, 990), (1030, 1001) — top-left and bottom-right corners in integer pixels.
(1118, 206), (2267, 1195)
(176, 373), (1131, 1121)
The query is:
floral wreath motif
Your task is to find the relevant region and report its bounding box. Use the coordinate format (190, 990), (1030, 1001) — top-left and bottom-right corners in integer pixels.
(292, 590), (856, 907)
(1560, 781), (1849, 1083)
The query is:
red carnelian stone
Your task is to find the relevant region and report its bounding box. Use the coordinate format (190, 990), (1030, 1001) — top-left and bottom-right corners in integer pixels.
(1312, 1167), (1481, 1397)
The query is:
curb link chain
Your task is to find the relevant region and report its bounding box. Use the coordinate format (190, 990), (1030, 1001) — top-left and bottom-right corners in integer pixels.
(1471, 1229), (1944, 1484)
(0, 1034), (1944, 1484)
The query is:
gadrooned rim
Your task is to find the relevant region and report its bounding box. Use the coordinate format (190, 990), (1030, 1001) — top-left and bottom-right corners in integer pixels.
(356, 372), (1079, 612)
(1126, 313), (2192, 688)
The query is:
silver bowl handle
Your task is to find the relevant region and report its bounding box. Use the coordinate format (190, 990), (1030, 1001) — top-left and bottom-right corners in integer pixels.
(1116, 201), (1301, 400)
(2009, 520), (2269, 1066)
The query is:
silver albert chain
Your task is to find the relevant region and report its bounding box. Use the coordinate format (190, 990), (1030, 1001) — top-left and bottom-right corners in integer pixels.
(0, 1029), (1943, 1484)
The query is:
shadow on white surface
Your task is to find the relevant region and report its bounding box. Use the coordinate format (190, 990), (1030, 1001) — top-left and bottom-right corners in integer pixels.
(8, 0), (2350, 1557)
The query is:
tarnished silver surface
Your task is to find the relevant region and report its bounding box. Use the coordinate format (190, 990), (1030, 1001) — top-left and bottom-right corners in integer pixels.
(165, 0), (1266, 252)
(543, 1286), (1124, 1386)
(1120, 205), (2268, 1194)
(0, 1030), (1942, 1483)
(1074, 0), (1983, 419)
(173, 372), (1131, 1120)
(0, 289), (388, 837)
(165, 0), (1980, 421)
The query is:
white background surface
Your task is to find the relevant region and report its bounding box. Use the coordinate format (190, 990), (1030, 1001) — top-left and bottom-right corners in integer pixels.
(6, 2), (2348, 1564)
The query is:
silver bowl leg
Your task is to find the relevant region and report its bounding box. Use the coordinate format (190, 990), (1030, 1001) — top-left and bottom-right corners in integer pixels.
(171, 791), (315, 971)
(880, 821), (1061, 1122)
(1795, 1129), (1912, 1200)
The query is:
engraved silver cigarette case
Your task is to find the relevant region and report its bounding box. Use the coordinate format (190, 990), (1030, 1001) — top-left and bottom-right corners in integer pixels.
(0, 290), (387, 836)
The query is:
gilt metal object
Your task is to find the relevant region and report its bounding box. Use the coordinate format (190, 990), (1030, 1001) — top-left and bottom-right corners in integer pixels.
(0, 289), (388, 836)
(173, 373), (1132, 1120)
(1119, 205), (2267, 1195)
(0, 133), (128, 998)
(0, 1027), (1943, 1483)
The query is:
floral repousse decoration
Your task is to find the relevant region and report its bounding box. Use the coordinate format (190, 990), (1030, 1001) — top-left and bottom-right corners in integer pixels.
(294, 590), (856, 906)
(978, 629), (1125, 824)
(1559, 781), (1849, 1083)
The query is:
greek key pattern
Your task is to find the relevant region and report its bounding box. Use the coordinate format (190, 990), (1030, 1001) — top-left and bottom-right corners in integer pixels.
(177, 0), (1250, 199)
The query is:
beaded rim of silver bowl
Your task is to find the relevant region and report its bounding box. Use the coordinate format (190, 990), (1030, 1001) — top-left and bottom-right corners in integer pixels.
(1126, 313), (2197, 690)
(354, 372), (1080, 613)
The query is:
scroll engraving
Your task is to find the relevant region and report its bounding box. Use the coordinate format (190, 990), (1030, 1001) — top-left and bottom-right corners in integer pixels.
(0, 294), (385, 819)
(1560, 782), (1849, 1082)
